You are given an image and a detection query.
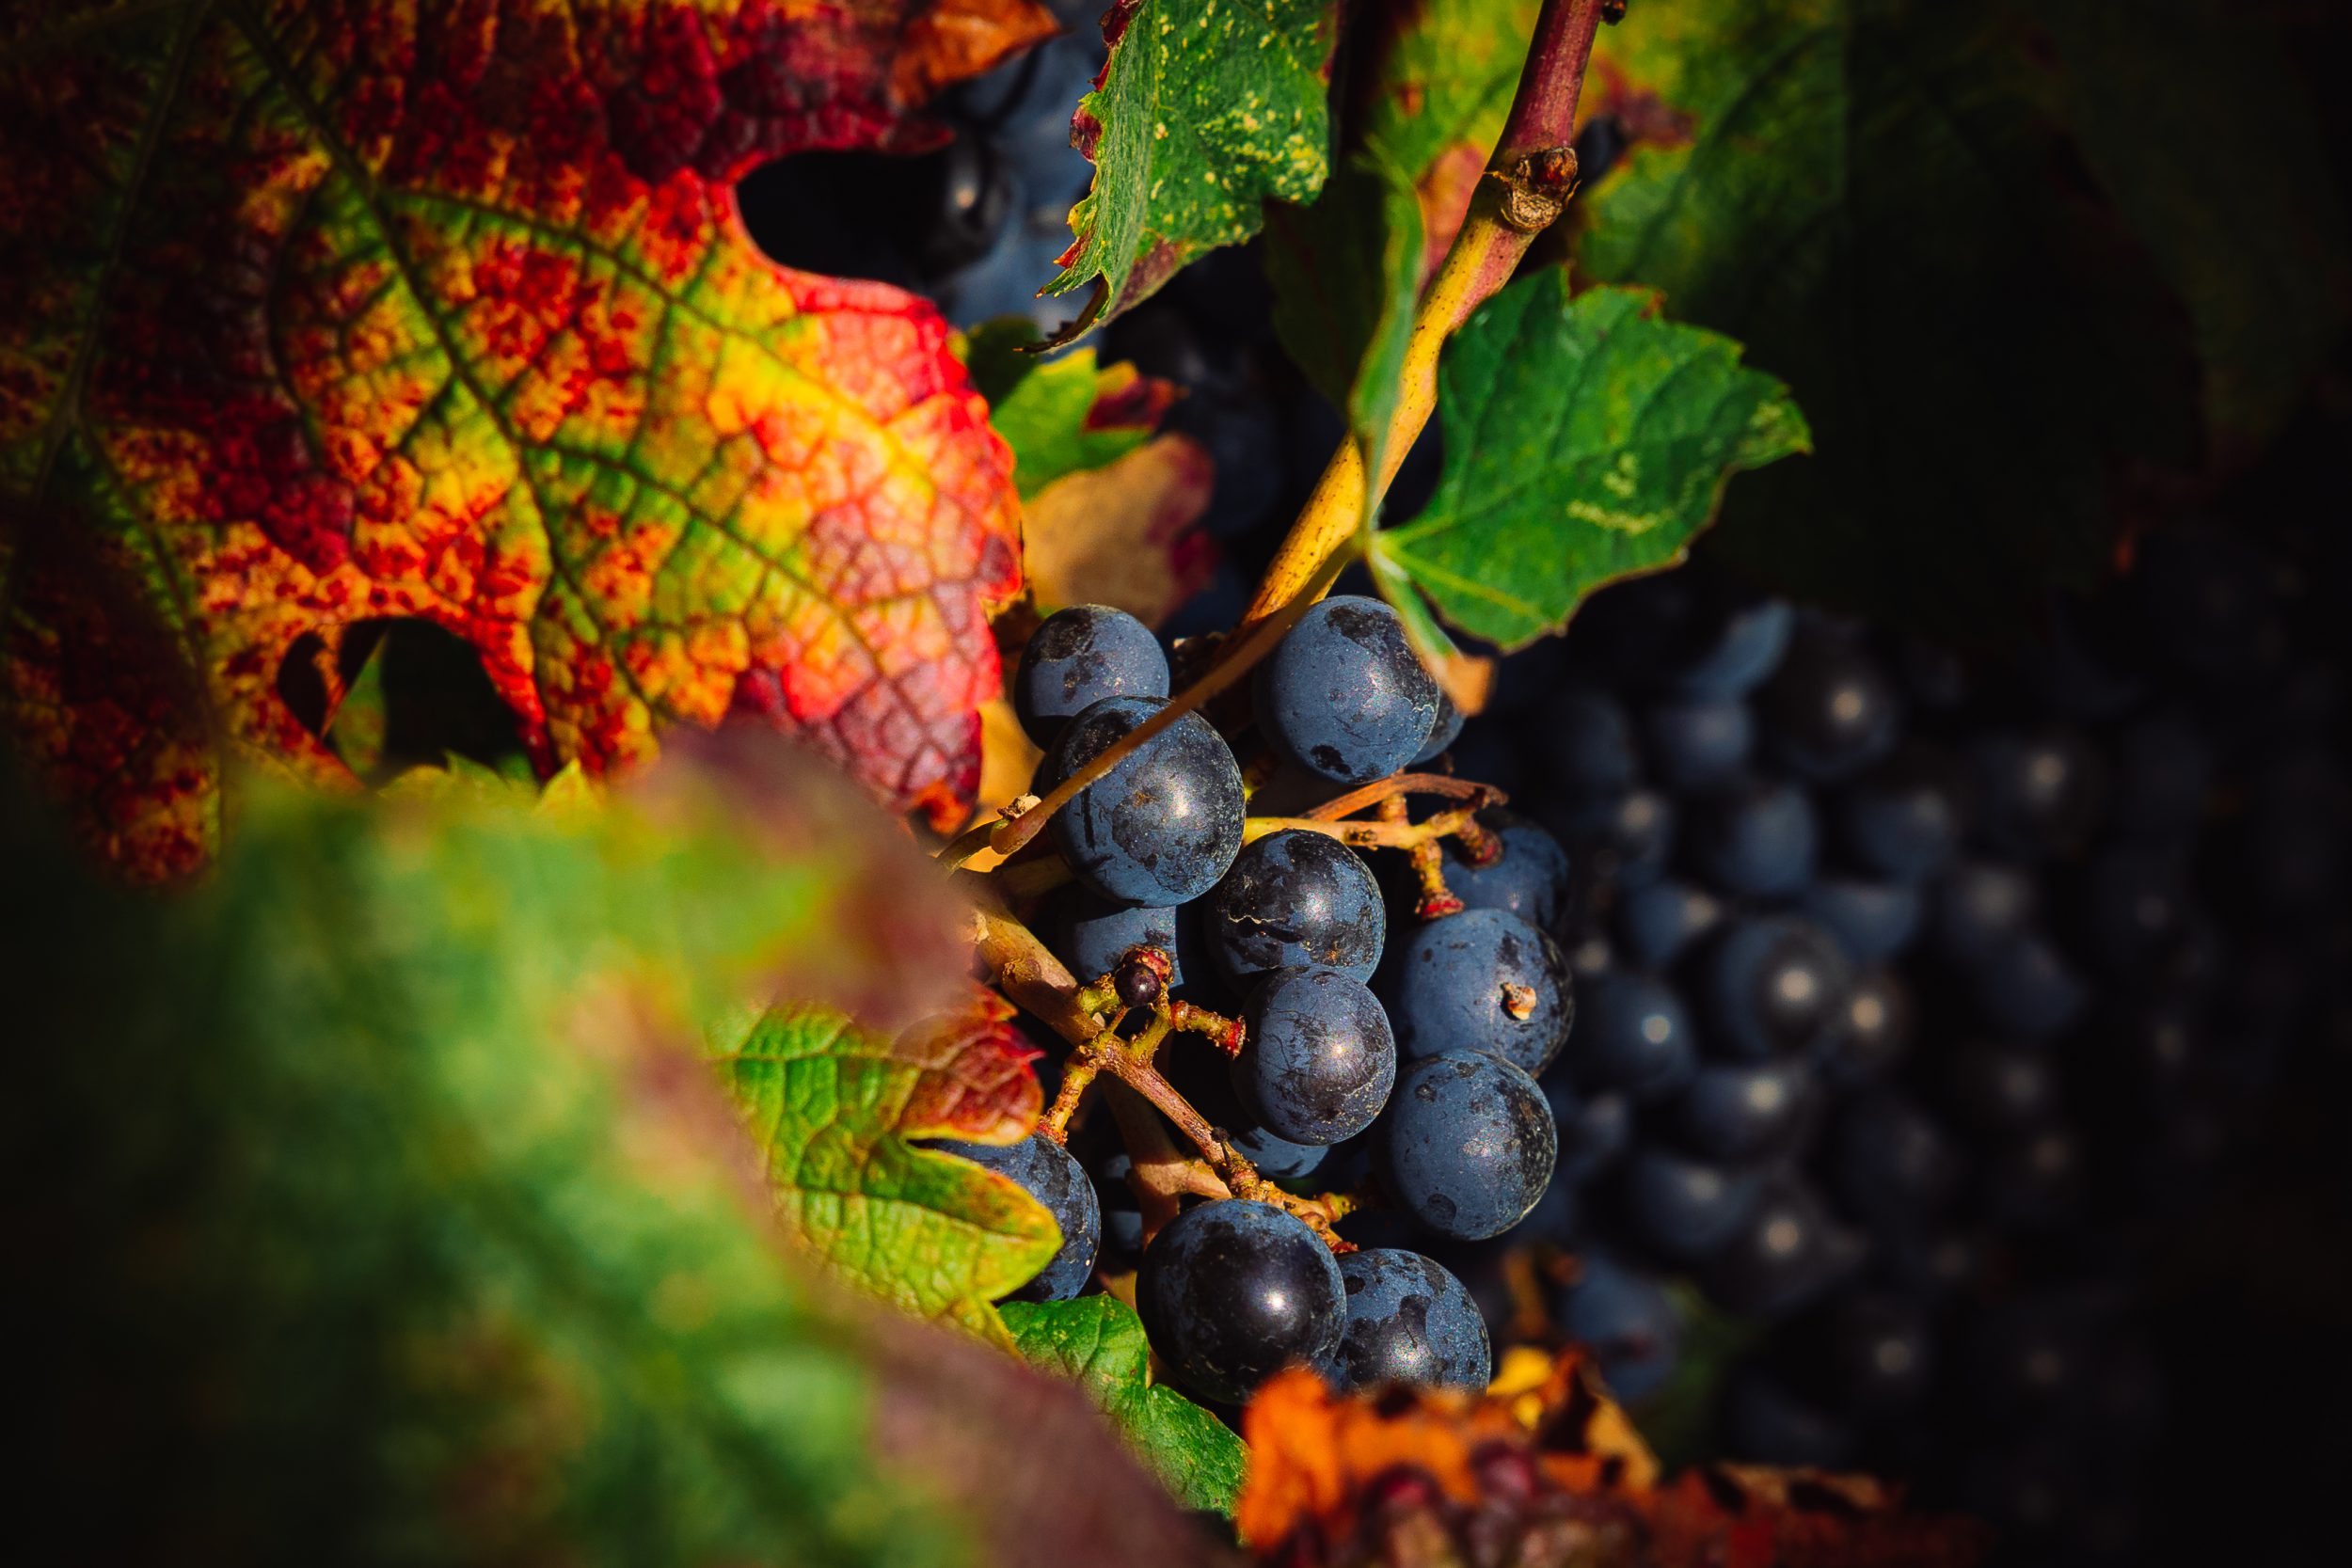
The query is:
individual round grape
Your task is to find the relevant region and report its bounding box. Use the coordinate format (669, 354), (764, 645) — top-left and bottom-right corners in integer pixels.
(1442, 811), (1570, 932)
(1136, 1199), (1345, 1405)
(1819, 1291), (1937, 1415)
(1798, 875), (1922, 965)
(1549, 786), (1675, 888)
(1328, 1249), (1491, 1391)
(1253, 595), (1440, 784)
(1378, 1051), (1557, 1241)
(1232, 967), (1396, 1145)
(1668, 1059), (1814, 1163)
(935, 1134), (1100, 1302)
(1694, 915), (1854, 1060)
(1547, 1076), (1634, 1182)
(1228, 1121), (1329, 1181)
(1827, 1088), (1959, 1231)
(1756, 626), (1901, 782)
(1412, 691), (1465, 765)
(1834, 744), (1966, 882)
(2133, 524), (2283, 682)
(1943, 1038), (2062, 1133)
(1619, 1148), (1761, 1262)
(1556, 1255), (1684, 1403)
(1383, 909), (1573, 1075)
(1613, 878), (1724, 971)
(1964, 724), (2106, 861)
(1057, 891), (1180, 987)
(1528, 685), (1639, 798)
(1641, 696), (1755, 794)
(1046, 695), (1243, 905)
(2075, 845), (2198, 978)
(1698, 1173), (1864, 1319)
(1819, 966), (1915, 1085)
(1928, 858), (2042, 969)
(1685, 776), (1819, 898)
(1565, 970), (1697, 1101)
(1963, 929), (2089, 1040)
(1669, 594), (1794, 699)
(1012, 604), (1169, 748)
(1206, 830), (1384, 984)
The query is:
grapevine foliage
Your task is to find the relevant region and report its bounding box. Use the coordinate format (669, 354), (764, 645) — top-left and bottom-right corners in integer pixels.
(1046, 0), (1339, 339)
(0, 0), (1056, 879)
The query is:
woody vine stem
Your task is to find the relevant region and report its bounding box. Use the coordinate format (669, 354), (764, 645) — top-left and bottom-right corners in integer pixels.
(954, 0), (1620, 1250)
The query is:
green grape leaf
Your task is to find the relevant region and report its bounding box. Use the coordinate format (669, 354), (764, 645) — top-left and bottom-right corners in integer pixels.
(1001, 1294), (1248, 1515)
(715, 994), (1059, 1339)
(966, 320), (1178, 499)
(1045, 0), (1338, 338)
(1372, 276), (1808, 651)
(5, 743), (1216, 1567)
(1572, 0), (2345, 633)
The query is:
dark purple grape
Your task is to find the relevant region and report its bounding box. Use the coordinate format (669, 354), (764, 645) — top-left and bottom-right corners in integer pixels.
(1254, 595), (1440, 784)
(1136, 1199), (1344, 1405)
(1442, 811), (1570, 932)
(1618, 1148), (1761, 1262)
(1964, 723), (2106, 861)
(1835, 744), (1966, 883)
(1384, 909), (1573, 1075)
(1667, 1059), (1814, 1163)
(1693, 915), (1854, 1060)
(1013, 604), (1169, 749)
(1232, 967), (1396, 1146)
(1799, 875), (1922, 964)
(1528, 685), (1639, 798)
(1046, 695), (1244, 905)
(1546, 1076), (1634, 1181)
(1756, 626), (1901, 782)
(1819, 966), (1915, 1085)
(1556, 1254), (1684, 1403)
(1057, 891), (1181, 986)
(1613, 878), (1725, 971)
(1943, 1038), (2062, 1133)
(1328, 1249), (1491, 1391)
(1640, 696), (1755, 793)
(1565, 970), (1697, 1101)
(1685, 777), (1818, 898)
(1828, 1088), (1959, 1230)
(1206, 828), (1385, 987)
(1378, 1051), (1557, 1241)
(1698, 1174), (1865, 1319)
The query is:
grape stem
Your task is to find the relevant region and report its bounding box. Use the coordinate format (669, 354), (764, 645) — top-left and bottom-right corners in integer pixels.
(969, 900), (1352, 1249)
(1239, 0), (1615, 627)
(943, 546), (1353, 874)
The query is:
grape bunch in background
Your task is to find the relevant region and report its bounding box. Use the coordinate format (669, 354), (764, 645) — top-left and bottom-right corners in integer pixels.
(961, 591), (1567, 1411)
(1441, 524), (2345, 1565)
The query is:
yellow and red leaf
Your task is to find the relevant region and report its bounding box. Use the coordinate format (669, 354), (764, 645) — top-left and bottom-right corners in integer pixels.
(0, 0), (1054, 876)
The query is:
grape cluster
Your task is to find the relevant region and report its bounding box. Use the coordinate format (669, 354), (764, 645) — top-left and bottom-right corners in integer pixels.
(1438, 527), (2345, 1563)
(962, 594), (1576, 1410)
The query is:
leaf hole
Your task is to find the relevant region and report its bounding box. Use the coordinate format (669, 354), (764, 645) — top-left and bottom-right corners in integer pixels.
(277, 619), (531, 784)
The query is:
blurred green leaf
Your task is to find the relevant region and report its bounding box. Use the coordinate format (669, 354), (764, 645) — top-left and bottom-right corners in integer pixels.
(1002, 1295), (1248, 1515)
(1374, 277), (1808, 649)
(4, 751), (1216, 1568)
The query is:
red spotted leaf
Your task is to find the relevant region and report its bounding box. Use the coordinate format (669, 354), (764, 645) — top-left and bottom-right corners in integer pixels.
(0, 0), (1056, 878)
(891, 982), (1044, 1137)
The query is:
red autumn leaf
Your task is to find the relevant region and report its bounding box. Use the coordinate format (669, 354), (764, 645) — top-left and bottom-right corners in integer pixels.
(0, 0), (1056, 879)
(893, 981), (1045, 1139)
(1235, 1351), (1986, 1568)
